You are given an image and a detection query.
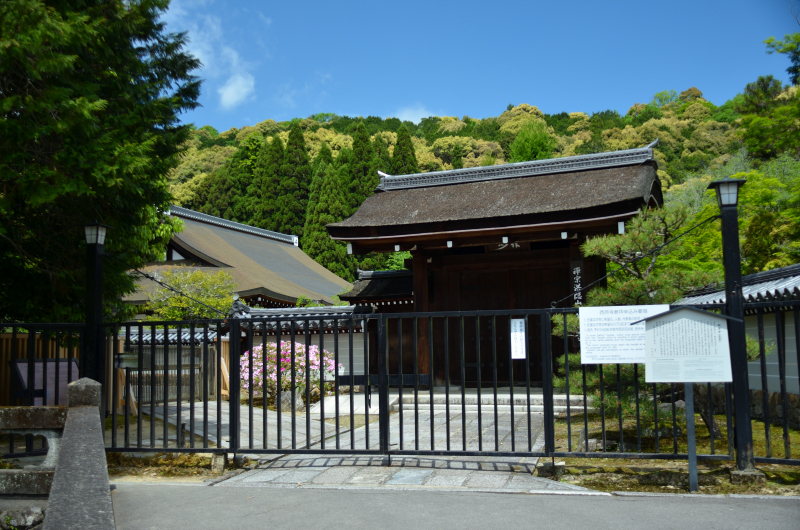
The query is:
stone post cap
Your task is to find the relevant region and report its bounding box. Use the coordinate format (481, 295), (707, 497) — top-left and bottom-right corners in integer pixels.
(67, 378), (101, 408)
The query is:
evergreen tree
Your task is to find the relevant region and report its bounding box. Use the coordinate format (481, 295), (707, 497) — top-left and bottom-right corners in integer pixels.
(199, 133), (263, 223)
(371, 135), (392, 177)
(0, 0), (200, 322)
(303, 164), (354, 280)
(312, 142), (334, 174)
(302, 161), (328, 247)
(275, 123), (311, 236)
(391, 125), (419, 175)
(251, 135), (285, 231)
(348, 123), (375, 212)
(452, 143), (464, 169)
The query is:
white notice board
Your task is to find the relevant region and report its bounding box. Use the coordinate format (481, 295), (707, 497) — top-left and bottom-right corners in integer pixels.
(510, 319), (526, 359)
(579, 305), (669, 364)
(644, 311), (733, 383)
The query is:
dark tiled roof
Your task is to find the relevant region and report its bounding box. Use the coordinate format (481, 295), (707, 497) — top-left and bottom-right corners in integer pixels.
(339, 270), (413, 301)
(328, 156), (660, 237)
(378, 144), (657, 191)
(678, 264), (800, 305)
(127, 207), (352, 305)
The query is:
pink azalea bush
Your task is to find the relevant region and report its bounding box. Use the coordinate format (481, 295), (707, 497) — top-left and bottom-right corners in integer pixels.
(240, 341), (341, 399)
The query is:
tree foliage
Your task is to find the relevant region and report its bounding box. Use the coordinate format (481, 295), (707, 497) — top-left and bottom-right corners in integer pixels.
(0, 0), (200, 322)
(275, 123), (311, 236)
(391, 125), (419, 175)
(144, 267), (235, 321)
(508, 120), (556, 162)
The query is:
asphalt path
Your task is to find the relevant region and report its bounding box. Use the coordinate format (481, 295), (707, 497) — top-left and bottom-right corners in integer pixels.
(111, 482), (800, 530)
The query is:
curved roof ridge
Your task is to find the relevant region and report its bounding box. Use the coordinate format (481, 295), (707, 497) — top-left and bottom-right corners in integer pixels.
(169, 206), (298, 246)
(378, 144), (657, 191)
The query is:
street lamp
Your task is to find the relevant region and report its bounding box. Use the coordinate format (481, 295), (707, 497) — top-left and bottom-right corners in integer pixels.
(707, 178), (754, 473)
(84, 221), (111, 386)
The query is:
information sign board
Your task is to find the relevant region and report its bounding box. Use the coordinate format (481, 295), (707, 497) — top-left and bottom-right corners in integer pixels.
(644, 308), (733, 383)
(579, 305), (669, 364)
(510, 318), (526, 359)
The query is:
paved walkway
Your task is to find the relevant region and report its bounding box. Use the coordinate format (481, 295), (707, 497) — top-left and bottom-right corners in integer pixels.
(110, 483), (800, 530)
(217, 452), (581, 493)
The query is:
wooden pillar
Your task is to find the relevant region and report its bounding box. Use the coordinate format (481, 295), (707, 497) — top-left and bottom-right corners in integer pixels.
(412, 254), (431, 378)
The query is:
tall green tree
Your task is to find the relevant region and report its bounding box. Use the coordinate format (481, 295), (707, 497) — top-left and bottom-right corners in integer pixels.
(391, 125), (419, 175)
(370, 135), (392, 177)
(312, 142), (333, 174)
(348, 123), (376, 213)
(509, 121), (556, 162)
(0, 0), (200, 322)
(303, 165), (354, 280)
(302, 161), (328, 247)
(451, 143), (464, 169)
(275, 123), (311, 236)
(200, 133), (263, 223)
(251, 135), (285, 231)
(765, 31), (800, 85)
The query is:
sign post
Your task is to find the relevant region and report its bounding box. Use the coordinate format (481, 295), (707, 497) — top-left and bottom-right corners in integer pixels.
(633, 306), (739, 493)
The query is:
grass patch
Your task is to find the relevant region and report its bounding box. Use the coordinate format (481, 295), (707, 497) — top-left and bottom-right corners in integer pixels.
(106, 452), (249, 479)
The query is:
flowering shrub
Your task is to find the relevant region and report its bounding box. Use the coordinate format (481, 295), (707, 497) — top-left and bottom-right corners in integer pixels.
(240, 341), (341, 400)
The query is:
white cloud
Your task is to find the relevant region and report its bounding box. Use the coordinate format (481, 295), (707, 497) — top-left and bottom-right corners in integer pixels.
(258, 12), (272, 26)
(218, 72), (256, 109)
(395, 104), (433, 124)
(275, 84), (297, 108)
(162, 1), (258, 111)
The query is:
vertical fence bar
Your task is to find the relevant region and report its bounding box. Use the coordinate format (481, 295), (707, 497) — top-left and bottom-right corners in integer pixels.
(229, 318), (241, 453)
(203, 324), (210, 449)
(137, 324), (143, 449)
(525, 315), (532, 452)
(563, 313), (571, 451)
(775, 309), (790, 459)
(54, 330), (61, 407)
(319, 325), (325, 450)
(413, 317), (419, 452)
(334, 322), (340, 450)
(149, 324), (156, 449)
(707, 382), (715, 454)
(476, 315), (482, 452)
(398, 318), (404, 451)
(378, 316), (390, 455)
(491, 316), (498, 451)
(670, 384), (678, 455)
(363, 318), (370, 451)
(124, 367), (131, 448)
(445, 316), (451, 452)
(290, 321), (296, 450)
(162, 324), (169, 449)
(599, 365), (606, 453)
(459, 316), (467, 451)
(305, 321), (311, 450)
(216, 322), (222, 448)
(634, 364), (641, 453)
(540, 314), (555, 455)
(348, 321), (354, 450)
(111, 327), (118, 448)
(617, 364), (623, 451)
(725, 382), (734, 456)
(429, 316), (435, 451)
(758, 309), (771, 458)
(276, 320), (282, 450)
(508, 316), (515, 452)
(248, 324), (255, 450)
(262, 321), (268, 450)
(190, 322), (196, 449)
(177, 324), (183, 448)
(653, 383), (659, 454)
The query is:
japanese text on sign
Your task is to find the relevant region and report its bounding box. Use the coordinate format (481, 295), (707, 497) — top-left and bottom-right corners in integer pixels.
(579, 305), (669, 364)
(510, 319), (526, 359)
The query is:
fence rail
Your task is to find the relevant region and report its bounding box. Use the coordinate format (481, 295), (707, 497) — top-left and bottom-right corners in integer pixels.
(3, 302), (799, 467)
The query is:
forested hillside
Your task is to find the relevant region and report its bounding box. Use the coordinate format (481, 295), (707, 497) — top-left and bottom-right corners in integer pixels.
(171, 52), (800, 284)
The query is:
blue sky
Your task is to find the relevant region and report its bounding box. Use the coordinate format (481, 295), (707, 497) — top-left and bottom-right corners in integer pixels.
(162, 0), (800, 132)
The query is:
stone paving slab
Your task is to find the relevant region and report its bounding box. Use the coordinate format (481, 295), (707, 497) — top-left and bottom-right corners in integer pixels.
(215, 452), (588, 494)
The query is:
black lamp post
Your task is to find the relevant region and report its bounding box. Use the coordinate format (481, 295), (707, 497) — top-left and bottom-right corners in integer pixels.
(84, 221), (110, 384)
(707, 177), (754, 472)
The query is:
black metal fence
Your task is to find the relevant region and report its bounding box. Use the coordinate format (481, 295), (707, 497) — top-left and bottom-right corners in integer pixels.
(3, 302), (799, 467)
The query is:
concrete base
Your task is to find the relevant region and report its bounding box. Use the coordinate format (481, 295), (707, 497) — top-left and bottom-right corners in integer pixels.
(211, 453), (228, 474)
(0, 470), (54, 495)
(536, 462), (565, 479)
(730, 469), (766, 485)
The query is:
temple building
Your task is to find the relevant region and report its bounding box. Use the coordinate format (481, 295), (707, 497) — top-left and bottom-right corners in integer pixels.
(330, 145), (662, 385)
(125, 206), (351, 315)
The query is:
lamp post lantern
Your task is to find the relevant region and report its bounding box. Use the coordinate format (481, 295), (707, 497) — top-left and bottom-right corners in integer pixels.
(707, 178), (753, 472)
(84, 221), (110, 384)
